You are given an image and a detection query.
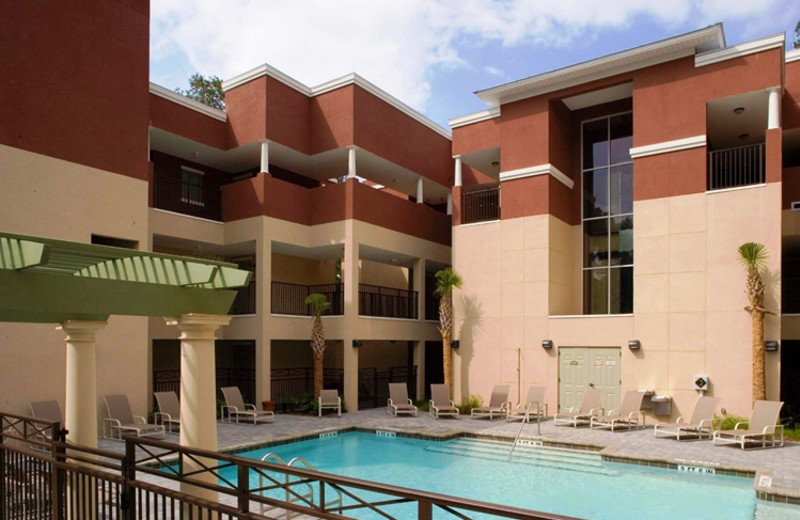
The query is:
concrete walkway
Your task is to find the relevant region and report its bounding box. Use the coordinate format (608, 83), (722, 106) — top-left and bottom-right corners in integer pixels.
(99, 407), (800, 505)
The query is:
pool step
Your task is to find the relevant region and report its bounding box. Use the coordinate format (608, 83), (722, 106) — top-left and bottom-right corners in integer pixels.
(426, 438), (617, 476)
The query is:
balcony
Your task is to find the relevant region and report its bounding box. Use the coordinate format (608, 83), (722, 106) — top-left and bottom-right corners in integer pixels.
(152, 174), (222, 220)
(462, 187), (500, 224)
(271, 282), (344, 316)
(230, 279), (256, 315)
(708, 143), (765, 191)
(359, 284), (418, 319)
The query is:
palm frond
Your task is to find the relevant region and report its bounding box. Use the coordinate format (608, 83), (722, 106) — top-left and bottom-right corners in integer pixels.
(434, 268), (463, 296)
(305, 293), (330, 318)
(737, 242), (768, 269)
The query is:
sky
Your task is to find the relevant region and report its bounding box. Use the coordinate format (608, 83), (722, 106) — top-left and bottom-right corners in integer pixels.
(150, 1), (800, 130)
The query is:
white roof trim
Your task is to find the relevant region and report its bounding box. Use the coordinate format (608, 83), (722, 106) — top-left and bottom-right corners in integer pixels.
(629, 135), (706, 159)
(499, 163), (574, 189)
(476, 24), (725, 108)
(787, 49), (800, 64)
(149, 83), (227, 122)
(222, 65), (451, 139)
(695, 33), (785, 68)
(448, 108), (501, 129)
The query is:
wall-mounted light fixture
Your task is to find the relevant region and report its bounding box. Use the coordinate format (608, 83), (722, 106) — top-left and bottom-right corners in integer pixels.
(352, 340), (362, 348)
(765, 340), (779, 352)
(733, 107), (745, 115)
(542, 339), (553, 349)
(451, 340), (460, 349)
(628, 340), (641, 350)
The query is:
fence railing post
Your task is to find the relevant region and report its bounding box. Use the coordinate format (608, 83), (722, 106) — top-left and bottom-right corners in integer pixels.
(52, 422), (67, 520)
(418, 500), (433, 520)
(123, 438), (137, 520)
(237, 464), (250, 513)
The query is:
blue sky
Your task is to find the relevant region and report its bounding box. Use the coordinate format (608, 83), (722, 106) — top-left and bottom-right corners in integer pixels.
(150, 1), (800, 129)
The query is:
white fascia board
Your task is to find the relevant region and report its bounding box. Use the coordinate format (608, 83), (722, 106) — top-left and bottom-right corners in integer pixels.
(787, 49), (800, 64)
(499, 163), (574, 189)
(695, 33), (785, 68)
(149, 83), (227, 122)
(629, 135), (706, 159)
(448, 108), (502, 129)
(223, 67), (451, 140)
(477, 25), (724, 107)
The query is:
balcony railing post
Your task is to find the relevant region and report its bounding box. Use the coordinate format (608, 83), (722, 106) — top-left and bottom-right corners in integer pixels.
(123, 438), (137, 520)
(418, 500), (433, 520)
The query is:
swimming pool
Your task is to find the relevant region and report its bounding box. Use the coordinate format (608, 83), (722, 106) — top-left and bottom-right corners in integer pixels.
(232, 431), (797, 520)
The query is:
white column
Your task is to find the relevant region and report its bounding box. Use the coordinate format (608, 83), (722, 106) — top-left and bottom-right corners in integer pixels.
(767, 87), (781, 130)
(59, 321), (107, 449)
(446, 193), (453, 215)
(416, 178), (424, 204)
(165, 313), (231, 502)
(348, 146), (357, 178)
(260, 140), (270, 173)
(454, 155), (462, 187)
(342, 221), (359, 411)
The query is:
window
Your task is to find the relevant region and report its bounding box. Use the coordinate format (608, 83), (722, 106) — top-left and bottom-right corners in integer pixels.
(582, 112), (633, 314)
(181, 166), (205, 206)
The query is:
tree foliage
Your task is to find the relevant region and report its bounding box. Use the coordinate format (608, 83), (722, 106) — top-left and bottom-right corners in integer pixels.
(795, 20), (800, 49)
(738, 242), (771, 405)
(305, 293), (330, 400)
(435, 268), (463, 398)
(175, 73), (225, 110)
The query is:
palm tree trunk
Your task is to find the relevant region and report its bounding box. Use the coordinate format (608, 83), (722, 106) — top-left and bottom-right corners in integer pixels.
(314, 350), (323, 400)
(442, 331), (452, 398)
(752, 309), (766, 404)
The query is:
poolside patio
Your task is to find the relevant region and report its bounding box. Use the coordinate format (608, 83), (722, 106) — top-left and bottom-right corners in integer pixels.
(98, 408), (800, 504)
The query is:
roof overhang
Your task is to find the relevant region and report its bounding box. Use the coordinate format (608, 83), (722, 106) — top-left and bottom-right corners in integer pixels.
(0, 233), (252, 323)
(475, 24), (725, 108)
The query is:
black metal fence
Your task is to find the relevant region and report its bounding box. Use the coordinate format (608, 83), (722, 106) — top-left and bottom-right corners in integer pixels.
(707, 143), (765, 191)
(462, 187), (500, 224)
(230, 279), (256, 315)
(271, 367), (344, 409)
(358, 365), (417, 409)
(271, 282), (344, 316)
(152, 174), (222, 221)
(2, 411), (568, 520)
(153, 368), (256, 404)
(359, 284), (418, 319)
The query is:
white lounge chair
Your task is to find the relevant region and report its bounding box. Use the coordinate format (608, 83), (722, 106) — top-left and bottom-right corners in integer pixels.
(712, 400), (784, 449)
(387, 383), (418, 417)
(554, 388), (603, 427)
(429, 384), (459, 419)
(506, 386), (547, 422)
(654, 396), (720, 441)
(470, 385), (510, 420)
(103, 394), (165, 440)
(590, 390), (646, 431)
(154, 391), (181, 432)
(318, 389), (341, 417)
(221, 386), (275, 424)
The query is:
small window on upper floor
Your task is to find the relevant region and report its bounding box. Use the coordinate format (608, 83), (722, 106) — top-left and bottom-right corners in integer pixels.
(181, 166), (205, 206)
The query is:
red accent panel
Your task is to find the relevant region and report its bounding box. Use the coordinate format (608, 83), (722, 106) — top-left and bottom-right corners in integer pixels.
(0, 0), (150, 179)
(765, 128), (782, 184)
(310, 86), (355, 154)
(266, 77), (311, 153)
(499, 97), (549, 172)
(786, 61), (800, 131)
(149, 94), (227, 150)
(500, 176), (549, 220)
(452, 118), (499, 156)
(634, 147), (706, 201)
(225, 77), (267, 148)
(452, 186), (462, 226)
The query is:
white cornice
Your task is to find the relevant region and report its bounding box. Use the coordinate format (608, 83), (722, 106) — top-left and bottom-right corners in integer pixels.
(787, 49), (800, 64)
(476, 24), (724, 107)
(222, 65), (451, 140)
(695, 33), (785, 68)
(629, 135), (706, 159)
(448, 107), (501, 129)
(149, 83), (227, 122)
(499, 163), (574, 189)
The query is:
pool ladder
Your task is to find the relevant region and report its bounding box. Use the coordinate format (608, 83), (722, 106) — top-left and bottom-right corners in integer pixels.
(259, 453), (343, 519)
(511, 401), (542, 455)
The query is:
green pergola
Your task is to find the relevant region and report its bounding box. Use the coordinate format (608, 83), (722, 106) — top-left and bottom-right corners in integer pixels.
(0, 231), (252, 453)
(0, 232), (251, 322)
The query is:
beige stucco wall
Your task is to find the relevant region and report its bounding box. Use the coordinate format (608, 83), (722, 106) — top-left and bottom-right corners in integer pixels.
(453, 183), (782, 419)
(0, 144), (150, 427)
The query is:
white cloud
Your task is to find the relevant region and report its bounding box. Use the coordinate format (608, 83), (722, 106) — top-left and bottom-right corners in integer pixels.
(150, 0), (796, 113)
(484, 66), (504, 77)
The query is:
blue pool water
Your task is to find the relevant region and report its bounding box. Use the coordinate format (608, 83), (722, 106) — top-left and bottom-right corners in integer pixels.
(230, 432), (798, 520)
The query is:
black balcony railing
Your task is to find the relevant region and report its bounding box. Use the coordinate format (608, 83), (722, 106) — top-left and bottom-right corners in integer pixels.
(359, 283), (418, 319)
(707, 143), (765, 191)
(271, 282), (344, 316)
(462, 187), (500, 224)
(152, 174), (222, 220)
(230, 280), (256, 315)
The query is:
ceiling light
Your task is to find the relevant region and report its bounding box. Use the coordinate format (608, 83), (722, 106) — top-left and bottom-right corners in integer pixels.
(733, 107), (745, 114)
(491, 161), (500, 167)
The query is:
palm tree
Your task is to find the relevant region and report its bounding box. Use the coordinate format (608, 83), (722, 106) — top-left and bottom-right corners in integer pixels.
(738, 242), (773, 405)
(305, 293), (330, 400)
(435, 268), (463, 398)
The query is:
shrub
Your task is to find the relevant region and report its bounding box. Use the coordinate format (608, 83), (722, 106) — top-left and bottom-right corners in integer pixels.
(457, 394), (483, 415)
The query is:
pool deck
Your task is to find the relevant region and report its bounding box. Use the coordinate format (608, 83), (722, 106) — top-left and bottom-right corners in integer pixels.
(100, 408), (800, 505)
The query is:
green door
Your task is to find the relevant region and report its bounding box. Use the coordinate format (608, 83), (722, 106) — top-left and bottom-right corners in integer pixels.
(559, 347), (621, 413)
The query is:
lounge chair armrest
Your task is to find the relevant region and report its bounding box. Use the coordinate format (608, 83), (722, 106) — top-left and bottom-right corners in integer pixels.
(501, 400), (512, 411)
(675, 416), (684, 424)
(245, 403), (257, 411)
(154, 412), (172, 425)
(608, 408), (620, 416)
(133, 415), (147, 425)
(104, 417), (121, 428)
(449, 399), (456, 407)
(568, 406), (580, 413)
(762, 424), (783, 435)
(734, 420), (749, 430)
(590, 407), (604, 416)
(406, 399), (414, 405)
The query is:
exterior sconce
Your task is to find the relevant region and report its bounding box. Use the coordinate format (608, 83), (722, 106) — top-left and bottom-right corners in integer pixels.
(541, 339), (553, 349)
(352, 340), (362, 348)
(451, 340), (460, 349)
(765, 340), (779, 352)
(628, 340), (641, 350)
